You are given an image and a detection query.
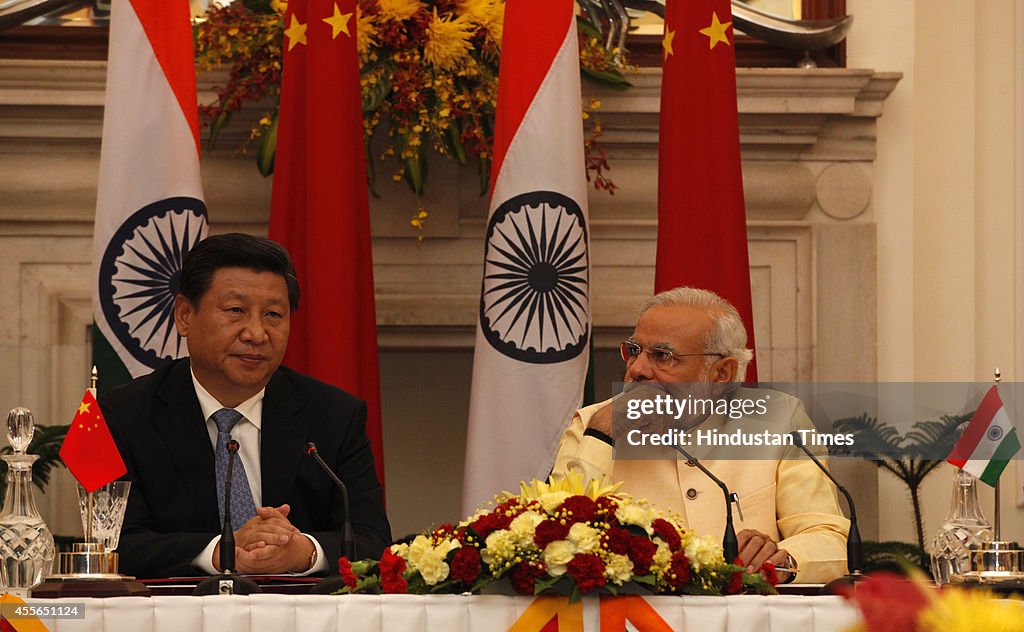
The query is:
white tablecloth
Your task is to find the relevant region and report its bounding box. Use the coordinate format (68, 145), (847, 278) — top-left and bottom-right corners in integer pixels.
(24, 594), (860, 631)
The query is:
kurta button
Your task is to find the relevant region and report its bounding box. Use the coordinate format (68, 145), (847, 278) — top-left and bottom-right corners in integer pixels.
(686, 488), (698, 500)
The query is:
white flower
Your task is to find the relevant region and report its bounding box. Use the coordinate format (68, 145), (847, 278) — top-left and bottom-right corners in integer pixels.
(542, 540), (577, 576)
(605, 552), (634, 585)
(390, 542), (410, 558)
(481, 529), (518, 566)
(509, 511), (545, 548)
(405, 535), (433, 570)
(684, 534), (724, 571)
(537, 490), (572, 513)
(567, 522), (601, 553)
(615, 501), (654, 533)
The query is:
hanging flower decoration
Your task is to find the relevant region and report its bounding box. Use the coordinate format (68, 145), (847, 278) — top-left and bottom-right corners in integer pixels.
(335, 473), (778, 600)
(194, 0), (630, 207)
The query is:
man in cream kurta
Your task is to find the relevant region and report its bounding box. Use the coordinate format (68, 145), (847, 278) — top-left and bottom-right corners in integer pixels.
(552, 287), (850, 584)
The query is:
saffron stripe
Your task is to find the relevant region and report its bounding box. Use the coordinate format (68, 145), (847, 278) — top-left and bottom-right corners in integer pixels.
(947, 385), (1003, 467)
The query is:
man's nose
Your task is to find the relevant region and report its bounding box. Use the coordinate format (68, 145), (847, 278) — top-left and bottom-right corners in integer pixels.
(239, 315), (268, 342)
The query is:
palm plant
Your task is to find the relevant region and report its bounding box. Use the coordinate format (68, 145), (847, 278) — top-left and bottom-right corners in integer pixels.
(0, 424), (70, 502)
(830, 412), (971, 552)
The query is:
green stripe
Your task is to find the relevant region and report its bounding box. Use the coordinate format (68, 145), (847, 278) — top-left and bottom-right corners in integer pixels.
(979, 430), (1022, 486)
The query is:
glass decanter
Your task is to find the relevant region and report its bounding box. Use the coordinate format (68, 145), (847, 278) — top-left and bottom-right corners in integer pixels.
(0, 407), (56, 596)
(930, 468), (993, 584)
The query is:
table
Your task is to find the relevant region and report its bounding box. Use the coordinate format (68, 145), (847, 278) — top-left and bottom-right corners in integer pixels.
(21, 594), (860, 631)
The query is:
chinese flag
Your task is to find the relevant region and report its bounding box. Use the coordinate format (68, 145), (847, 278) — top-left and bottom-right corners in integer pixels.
(656, 0), (757, 381)
(59, 390), (127, 493)
(268, 0), (385, 489)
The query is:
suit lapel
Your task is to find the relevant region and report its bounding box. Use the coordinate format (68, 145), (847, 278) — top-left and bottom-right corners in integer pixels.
(260, 370), (309, 507)
(154, 360), (219, 527)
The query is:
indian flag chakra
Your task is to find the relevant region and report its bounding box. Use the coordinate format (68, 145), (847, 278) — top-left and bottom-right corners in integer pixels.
(947, 385), (1022, 486)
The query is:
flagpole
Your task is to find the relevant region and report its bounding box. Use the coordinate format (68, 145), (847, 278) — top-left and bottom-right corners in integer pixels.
(993, 367), (1001, 541)
(86, 366), (98, 544)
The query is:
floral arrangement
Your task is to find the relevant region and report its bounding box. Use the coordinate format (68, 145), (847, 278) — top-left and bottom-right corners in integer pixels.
(194, 0), (628, 224)
(336, 475), (778, 600)
(840, 571), (1024, 632)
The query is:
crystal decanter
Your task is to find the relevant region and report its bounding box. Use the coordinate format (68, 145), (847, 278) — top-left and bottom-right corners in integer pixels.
(0, 407), (56, 596)
(930, 468), (994, 584)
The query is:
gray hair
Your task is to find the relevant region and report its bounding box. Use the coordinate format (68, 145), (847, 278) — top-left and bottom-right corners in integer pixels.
(638, 287), (754, 381)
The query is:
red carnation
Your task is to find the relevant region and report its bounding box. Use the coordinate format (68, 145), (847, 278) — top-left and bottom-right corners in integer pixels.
(470, 511), (513, 539)
(725, 569), (744, 595)
(626, 536), (657, 575)
(558, 495), (598, 525)
(665, 551), (691, 590)
(533, 520), (570, 549)
(760, 562), (779, 587)
(510, 561), (548, 595)
(603, 526), (632, 555)
(338, 556), (358, 590)
(450, 547), (483, 585)
(379, 548), (408, 594)
(652, 518), (682, 551)
(841, 573), (930, 632)
(566, 553), (607, 594)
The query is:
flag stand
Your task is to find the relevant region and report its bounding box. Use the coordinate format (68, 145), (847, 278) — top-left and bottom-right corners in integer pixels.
(953, 368), (1024, 584)
(33, 367), (150, 598)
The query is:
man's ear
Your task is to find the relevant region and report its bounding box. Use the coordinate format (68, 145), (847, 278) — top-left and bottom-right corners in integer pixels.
(173, 295), (193, 337)
(709, 356), (739, 383)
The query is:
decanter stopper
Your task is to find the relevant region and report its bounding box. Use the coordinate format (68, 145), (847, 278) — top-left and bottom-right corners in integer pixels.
(6, 407), (35, 454)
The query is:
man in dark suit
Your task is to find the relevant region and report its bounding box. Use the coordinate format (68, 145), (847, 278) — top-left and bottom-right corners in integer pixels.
(101, 233), (391, 578)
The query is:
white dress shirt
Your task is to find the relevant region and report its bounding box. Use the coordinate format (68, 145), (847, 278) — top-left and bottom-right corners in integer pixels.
(189, 370), (327, 574)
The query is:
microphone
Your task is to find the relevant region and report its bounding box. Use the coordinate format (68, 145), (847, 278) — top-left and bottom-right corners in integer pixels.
(194, 439), (260, 596)
(788, 431), (864, 583)
(672, 445), (740, 563)
(306, 442), (356, 595)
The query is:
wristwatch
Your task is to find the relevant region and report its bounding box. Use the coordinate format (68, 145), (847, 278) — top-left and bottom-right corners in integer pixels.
(308, 547), (318, 571)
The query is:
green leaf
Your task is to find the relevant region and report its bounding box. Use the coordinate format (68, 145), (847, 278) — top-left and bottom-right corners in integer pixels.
(365, 137), (380, 198)
(575, 15), (602, 38)
(478, 156), (491, 197)
(534, 575), (562, 594)
(444, 122), (467, 165)
(582, 68), (632, 91)
(569, 583), (582, 604)
(256, 110), (278, 177)
(362, 71), (392, 114)
(631, 573), (657, 587)
(403, 150), (428, 195)
(207, 110), (231, 149)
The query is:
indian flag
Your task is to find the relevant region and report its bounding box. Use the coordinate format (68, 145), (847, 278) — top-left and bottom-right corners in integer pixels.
(461, 0), (591, 513)
(92, 0), (208, 390)
(947, 385), (1022, 486)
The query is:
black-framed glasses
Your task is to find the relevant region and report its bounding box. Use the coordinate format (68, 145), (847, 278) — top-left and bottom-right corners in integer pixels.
(619, 339), (725, 371)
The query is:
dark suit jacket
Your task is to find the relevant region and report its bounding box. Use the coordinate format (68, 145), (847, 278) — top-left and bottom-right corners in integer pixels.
(100, 358), (392, 578)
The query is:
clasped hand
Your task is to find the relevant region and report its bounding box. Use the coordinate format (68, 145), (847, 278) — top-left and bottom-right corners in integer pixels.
(212, 504), (315, 574)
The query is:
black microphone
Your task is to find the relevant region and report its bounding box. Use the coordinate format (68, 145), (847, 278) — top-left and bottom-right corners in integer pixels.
(306, 442), (356, 595)
(194, 439), (260, 596)
(672, 445), (740, 564)
(788, 431), (864, 580)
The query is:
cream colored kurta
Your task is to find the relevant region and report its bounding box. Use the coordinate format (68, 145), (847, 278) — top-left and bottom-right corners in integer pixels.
(552, 388), (850, 583)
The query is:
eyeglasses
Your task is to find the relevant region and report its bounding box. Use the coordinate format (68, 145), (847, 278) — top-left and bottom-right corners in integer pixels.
(619, 339), (725, 371)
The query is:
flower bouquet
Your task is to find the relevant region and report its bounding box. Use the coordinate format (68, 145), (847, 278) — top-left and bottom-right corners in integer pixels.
(336, 475), (778, 601)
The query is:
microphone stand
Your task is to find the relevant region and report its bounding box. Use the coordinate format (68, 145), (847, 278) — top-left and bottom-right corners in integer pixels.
(788, 431), (865, 592)
(673, 445), (740, 563)
(305, 442), (356, 594)
(194, 440), (261, 596)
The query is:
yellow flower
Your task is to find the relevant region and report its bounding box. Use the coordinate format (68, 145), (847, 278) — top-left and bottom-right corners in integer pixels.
(356, 6), (378, 58)
(515, 471), (622, 504)
(615, 500), (655, 533)
(377, 0), (423, 22)
(684, 534), (724, 571)
(509, 511), (545, 548)
(567, 523), (601, 553)
(481, 529), (518, 567)
(423, 9), (474, 70)
(406, 534), (461, 585)
(458, 0), (503, 47)
(917, 588), (1024, 632)
(543, 540), (576, 576)
(605, 553), (634, 585)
